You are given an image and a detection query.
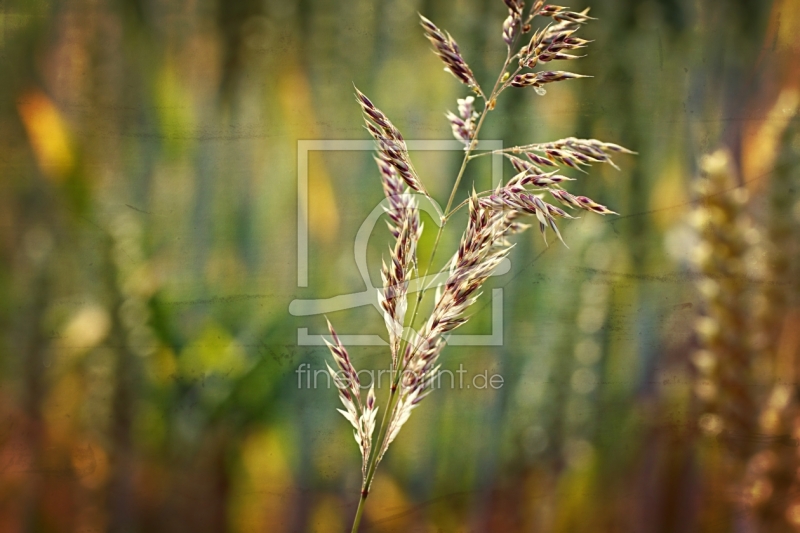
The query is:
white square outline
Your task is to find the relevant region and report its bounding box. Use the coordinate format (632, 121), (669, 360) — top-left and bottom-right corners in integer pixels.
(296, 139), (506, 346)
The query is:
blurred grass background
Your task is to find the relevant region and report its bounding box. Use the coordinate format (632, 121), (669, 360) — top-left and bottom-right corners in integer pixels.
(1, 0), (800, 531)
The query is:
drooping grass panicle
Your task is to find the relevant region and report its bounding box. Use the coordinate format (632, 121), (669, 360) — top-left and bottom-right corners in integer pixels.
(419, 14), (482, 94)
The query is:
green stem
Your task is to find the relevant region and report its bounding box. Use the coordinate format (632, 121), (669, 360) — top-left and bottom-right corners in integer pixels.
(349, 380), (400, 533)
(350, 492), (367, 533)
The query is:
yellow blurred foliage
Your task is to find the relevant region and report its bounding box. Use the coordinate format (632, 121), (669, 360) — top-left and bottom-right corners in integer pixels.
(365, 473), (412, 529)
(53, 304), (111, 365)
(742, 89), (799, 189)
(554, 449), (597, 532)
(231, 429), (292, 533)
(43, 371), (84, 440)
(649, 156), (690, 229)
(742, 0), (800, 189)
(774, 0), (800, 51)
(309, 495), (346, 533)
(17, 89), (75, 181)
(278, 67), (339, 245)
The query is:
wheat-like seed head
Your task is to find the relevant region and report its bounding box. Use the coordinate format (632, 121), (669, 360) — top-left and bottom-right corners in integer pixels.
(740, 384), (800, 533)
(691, 150), (756, 467)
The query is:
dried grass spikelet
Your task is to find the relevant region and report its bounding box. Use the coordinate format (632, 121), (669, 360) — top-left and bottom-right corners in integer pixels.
(375, 156), (422, 369)
(691, 149), (757, 463)
(355, 87), (428, 196)
(502, 0), (526, 47)
(517, 137), (634, 170)
(512, 8), (595, 95)
(324, 319), (378, 483)
(419, 15), (481, 93)
(376, 192), (526, 460)
(446, 96), (479, 149)
(473, 142), (626, 246)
